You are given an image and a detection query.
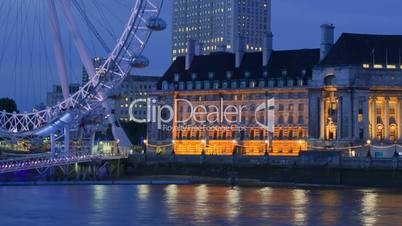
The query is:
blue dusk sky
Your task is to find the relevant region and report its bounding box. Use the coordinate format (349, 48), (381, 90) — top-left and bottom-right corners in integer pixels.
(142, 0), (402, 76)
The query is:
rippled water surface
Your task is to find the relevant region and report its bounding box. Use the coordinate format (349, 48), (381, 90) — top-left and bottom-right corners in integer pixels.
(1, 184), (402, 225)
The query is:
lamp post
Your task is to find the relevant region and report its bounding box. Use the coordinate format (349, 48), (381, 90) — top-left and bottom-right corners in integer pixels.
(298, 140), (303, 152)
(265, 139), (269, 156)
(201, 139), (206, 155)
(171, 140), (176, 156)
(232, 139), (238, 156)
(366, 139), (372, 158)
(143, 139), (148, 155)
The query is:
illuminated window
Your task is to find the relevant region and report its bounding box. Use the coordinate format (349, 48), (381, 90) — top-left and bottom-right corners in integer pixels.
(387, 65), (396, 69)
(362, 64), (370, 68)
(374, 64), (383, 69)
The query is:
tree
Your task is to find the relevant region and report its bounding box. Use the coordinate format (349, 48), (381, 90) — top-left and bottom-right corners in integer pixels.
(0, 98), (18, 113)
(119, 121), (147, 145)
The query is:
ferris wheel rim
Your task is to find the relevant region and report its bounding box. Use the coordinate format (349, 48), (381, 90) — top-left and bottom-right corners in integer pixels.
(0, 0), (164, 137)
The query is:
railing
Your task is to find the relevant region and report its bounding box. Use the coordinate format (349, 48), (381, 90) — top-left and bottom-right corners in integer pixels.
(0, 150), (129, 174)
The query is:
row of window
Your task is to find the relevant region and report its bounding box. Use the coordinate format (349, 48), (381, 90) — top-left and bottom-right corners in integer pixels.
(178, 103), (304, 113)
(162, 79), (307, 91)
(176, 130), (304, 140)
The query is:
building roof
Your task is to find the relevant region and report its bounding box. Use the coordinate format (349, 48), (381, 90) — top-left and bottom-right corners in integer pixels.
(158, 49), (320, 87)
(159, 33), (402, 89)
(321, 33), (402, 66)
(125, 75), (161, 82)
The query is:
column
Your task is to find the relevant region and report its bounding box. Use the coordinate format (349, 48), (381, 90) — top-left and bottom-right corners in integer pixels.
(64, 126), (70, 153)
(319, 97), (325, 140)
(343, 92), (353, 140)
(353, 96), (360, 141)
(385, 97), (390, 140)
(372, 97), (377, 141)
(50, 133), (56, 155)
(363, 97), (370, 140)
(336, 97), (342, 140)
(398, 97), (402, 141)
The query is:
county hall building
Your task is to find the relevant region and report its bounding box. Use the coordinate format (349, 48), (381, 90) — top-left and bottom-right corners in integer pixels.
(148, 24), (402, 156)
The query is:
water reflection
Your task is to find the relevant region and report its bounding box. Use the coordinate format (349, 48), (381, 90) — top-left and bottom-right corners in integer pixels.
(292, 189), (308, 225)
(195, 185), (209, 222)
(2, 185), (402, 226)
(259, 187), (272, 204)
(226, 187), (241, 221)
(93, 185), (106, 210)
(164, 184), (178, 216)
(319, 190), (341, 225)
(137, 184), (150, 200)
(361, 189), (378, 226)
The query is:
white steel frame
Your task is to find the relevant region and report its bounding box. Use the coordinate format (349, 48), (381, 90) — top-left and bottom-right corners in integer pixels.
(0, 0), (163, 140)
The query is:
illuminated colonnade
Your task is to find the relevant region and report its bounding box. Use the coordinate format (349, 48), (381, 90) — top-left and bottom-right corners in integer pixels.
(172, 90), (309, 156)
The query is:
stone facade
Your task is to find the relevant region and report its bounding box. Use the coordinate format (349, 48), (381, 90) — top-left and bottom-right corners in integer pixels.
(150, 28), (402, 156)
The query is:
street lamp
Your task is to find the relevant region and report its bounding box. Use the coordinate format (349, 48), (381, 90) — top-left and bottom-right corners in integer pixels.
(366, 139), (372, 158)
(143, 139), (148, 155)
(264, 139), (270, 156)
(200, 139), (207, 155)
(298, 140), (303, 151)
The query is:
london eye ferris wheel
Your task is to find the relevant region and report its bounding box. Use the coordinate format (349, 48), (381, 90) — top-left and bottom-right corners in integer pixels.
(0, 0), (166, 149)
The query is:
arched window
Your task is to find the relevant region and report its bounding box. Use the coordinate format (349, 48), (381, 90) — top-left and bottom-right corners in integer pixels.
(289, 130), (293, 139)
(298, 129), (303, 138)
(278, 129), (283, 138)
(278, 115), (284, 124)
(213, 131), (218, 140)
(162, 81), (169, 90)
(250, 130), (255, 140)
(324, 74), (335, 86)
(288, 115), (294, 124)
(298, 116), (304, 124)
(240, 131), (245, 140)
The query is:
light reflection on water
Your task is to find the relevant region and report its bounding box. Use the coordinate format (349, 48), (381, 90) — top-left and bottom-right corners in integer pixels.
(292, 189), (308, 225)
(194, 184), (209, 222)
(361, 189), (378, 226)
(1, 185), (402, 225)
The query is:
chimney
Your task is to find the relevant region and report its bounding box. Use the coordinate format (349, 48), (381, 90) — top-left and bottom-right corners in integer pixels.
(195, 42), (204, 56)
(320, 24), (335, 62)
(235, 36), (246, 68)
(263, 32), (273, 67)
(185, 39), (196, 70)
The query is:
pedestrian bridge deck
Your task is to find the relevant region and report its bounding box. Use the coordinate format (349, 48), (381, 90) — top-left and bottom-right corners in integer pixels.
(0, 151), (128, 174)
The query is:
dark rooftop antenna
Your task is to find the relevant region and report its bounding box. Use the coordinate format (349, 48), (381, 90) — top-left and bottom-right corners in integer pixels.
(371, 48), (375, 65)
(399, 48), (401, 66)
(386, 48), (388, 66)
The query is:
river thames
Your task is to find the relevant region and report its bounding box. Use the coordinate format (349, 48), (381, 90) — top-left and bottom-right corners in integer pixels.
(1, 184), (402, 225)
